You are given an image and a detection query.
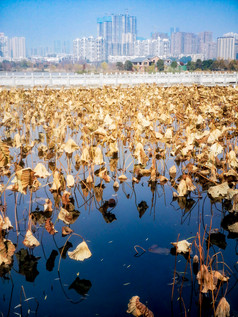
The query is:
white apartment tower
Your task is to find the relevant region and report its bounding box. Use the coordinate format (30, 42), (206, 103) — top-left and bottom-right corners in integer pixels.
(73, 36), (106, 62)
(9, 37), (26, 59)
(217, 37), (235, 60)
(0, 33), (9, 58)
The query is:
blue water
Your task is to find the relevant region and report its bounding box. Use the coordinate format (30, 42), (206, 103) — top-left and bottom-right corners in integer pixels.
(1, 174), (237, 317)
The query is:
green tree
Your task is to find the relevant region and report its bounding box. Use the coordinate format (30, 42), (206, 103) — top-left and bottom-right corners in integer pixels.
(116, 62), (124, 71)
(201, 59), (213, 70)
(156, 59), (164, 72)
(124, 60), (133, 71)
(187, 61), (196, 71)
(195, 59), (202, 70)
(228, 60), (238, 71)
(171, 61), (177, 69)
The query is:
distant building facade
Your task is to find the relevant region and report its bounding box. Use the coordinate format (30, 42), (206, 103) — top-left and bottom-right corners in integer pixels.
(9, 37), (26, 59)
(217, 36), (235, 60)
(97, 13), (137, 56)
(73, 36), (106, 62)
(0, 32), (8, 58)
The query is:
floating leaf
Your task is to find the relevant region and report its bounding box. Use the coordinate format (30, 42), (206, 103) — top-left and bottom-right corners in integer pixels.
(68, 241), (92, 261)
(58, 208), (80, 225)
(23, 230), (40, 248)
(0, 215), (13, 231)
(127, 296), (154, 317)
(171, 239), (191, 254)
(0, 238), (15, 266)
(208, 182), (238, 200)
(45, 218), (58, 235)
(62, 226), (73, 237)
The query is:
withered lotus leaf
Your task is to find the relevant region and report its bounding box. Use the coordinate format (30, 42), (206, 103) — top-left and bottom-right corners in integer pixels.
(45, 218), (58, 235)
(94, 127), (107, 136)
(93, 146), (104, 165)
(51, 170), (65, 192)
(34, 163), (51, 178)
(86, 174), (93, 184)
(64, 138), (79, 154)
(169, 165), (177, 177)
(208, 182), (238, 200)
(171, 239), (191, 253)
(118, 174), (128, 182)
(0, 215), (13, 230)
(185, 175), (196, 192)
(227, 150), (238, 169)
(23, 230), (40, 248)
(177, 179), (188, 197)
(196, 264), (229, 293)
(62, 226), (73, 236)
(68, 241), (92, 261)
(113, 181), (120, 188)
(81, 147), (90, 164)
(134, 143), (148, 165)
(0, 141), (10, 168)
(67, 174), (75, 188)
(0, 238), (15, 265)
(44, 198), (53, 212)
(15, 168), (35, 194)
(215, 297), (230, 317)
(127, 296), (154, 317)
(58, 207), (80, 225)
(14, 133), (22, 148)
(210, 143), (223, 157)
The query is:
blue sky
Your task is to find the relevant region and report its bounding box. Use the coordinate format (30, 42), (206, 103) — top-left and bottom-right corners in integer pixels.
(0, 0), (237, 49)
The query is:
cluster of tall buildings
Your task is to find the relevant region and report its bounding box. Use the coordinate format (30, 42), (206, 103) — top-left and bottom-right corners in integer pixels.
(1, 13), (238, 63)
(73, 14), (238, 62)
(0, 33), (26, 60)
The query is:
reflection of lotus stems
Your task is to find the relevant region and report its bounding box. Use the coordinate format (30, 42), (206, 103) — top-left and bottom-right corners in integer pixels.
(6, 274), (14, 317)
(171, 233), (180, 303)
(0, 172), (16, 199)
(57, 233), (85, 272)
(14, 192), (20, 245)
(28, 189), (33, 230)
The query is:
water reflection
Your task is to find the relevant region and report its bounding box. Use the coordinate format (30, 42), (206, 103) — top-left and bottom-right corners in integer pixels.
(0, 86), (238, 316)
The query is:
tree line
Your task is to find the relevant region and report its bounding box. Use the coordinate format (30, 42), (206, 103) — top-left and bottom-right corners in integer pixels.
(0, 58), (238, 73)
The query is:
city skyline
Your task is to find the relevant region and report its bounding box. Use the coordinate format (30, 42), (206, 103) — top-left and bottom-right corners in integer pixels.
(0, 0), (238, 50)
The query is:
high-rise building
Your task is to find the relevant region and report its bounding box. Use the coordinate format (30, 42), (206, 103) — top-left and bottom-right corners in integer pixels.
(217, 36), (235, 60)
(73, 36), (106, 62)
(9, 37), (26, 59)
(0, 32), (8, 58)
(183, 33), (198, 54)
(170, 32), (184, 56)
(97, 13), (137, 56)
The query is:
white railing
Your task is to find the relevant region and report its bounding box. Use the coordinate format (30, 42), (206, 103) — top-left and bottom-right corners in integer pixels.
(0, 72), (237, 87)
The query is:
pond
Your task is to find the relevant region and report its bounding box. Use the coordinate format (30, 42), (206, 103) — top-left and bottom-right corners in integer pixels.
(0, 85), (238, 317)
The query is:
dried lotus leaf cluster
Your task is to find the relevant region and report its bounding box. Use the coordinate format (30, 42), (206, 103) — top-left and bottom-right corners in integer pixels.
(0, 85), (237, 312)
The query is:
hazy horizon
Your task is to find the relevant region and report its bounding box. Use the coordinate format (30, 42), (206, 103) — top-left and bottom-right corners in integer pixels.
(0, 0), (238, 50)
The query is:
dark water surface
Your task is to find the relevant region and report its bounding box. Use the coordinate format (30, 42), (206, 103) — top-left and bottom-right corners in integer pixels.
(1, 174), (238, 317)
